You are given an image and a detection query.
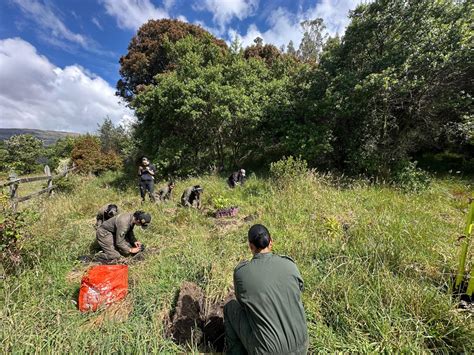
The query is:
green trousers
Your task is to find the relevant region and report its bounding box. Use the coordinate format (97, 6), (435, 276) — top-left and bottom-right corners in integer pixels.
(224, 299), (252, 355)
(224, 300), (309, 355)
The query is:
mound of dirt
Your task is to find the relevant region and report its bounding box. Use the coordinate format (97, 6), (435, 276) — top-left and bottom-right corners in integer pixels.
(169, 282), (235, 352)
(171, 282), (205, 345)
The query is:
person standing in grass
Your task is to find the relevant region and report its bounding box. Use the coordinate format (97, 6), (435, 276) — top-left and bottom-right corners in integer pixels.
(228, 169), (246, 188)
(95, 210), (150, 262)
(157, 180), (175, 202)
(224, 224), (308, 355)
(95, 203), (119, 228)
(138, 157), (156, 202)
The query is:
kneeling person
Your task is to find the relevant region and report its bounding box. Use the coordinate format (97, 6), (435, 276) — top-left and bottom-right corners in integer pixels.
(158, 180), (175, 202)
(95, 210), (151, 262)
(95, 203), (119, 228)
(224, 224), (308, 354)
(228, 169), (246, 188)
(181, 185), (203, 208)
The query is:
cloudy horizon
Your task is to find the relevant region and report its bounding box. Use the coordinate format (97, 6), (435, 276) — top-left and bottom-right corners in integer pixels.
(0, 0), (365, 133)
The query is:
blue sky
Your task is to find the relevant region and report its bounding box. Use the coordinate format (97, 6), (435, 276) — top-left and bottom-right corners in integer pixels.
(0, 0), (363, 132)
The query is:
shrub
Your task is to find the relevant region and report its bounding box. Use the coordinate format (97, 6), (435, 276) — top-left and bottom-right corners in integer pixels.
(0, 194), (37, 273)
(270, 156), (308, 181)
(71, 135), (123, 175)
(392, 161), (431, 192)
(53, 175), (78, 194)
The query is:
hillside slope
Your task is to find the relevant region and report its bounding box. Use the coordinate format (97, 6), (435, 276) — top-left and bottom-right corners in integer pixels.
(0, 128), (79, 146)
(1, 172), (473, 352)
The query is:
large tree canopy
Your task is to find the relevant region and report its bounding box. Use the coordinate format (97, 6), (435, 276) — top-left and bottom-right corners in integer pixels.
(117, 19), (227, 101)
(319, 0), (473, 174)
(128, 0), (472, 177)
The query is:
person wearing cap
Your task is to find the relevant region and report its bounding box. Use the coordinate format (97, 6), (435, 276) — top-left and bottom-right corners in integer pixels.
(181, 185), (203, 208)
(228, 169), (246, 188)
(157, 180), (175, 202)
(138, 157), (156, 202)
(94, 210), (151, 262)
(95, 203), (119, 228)
(224, 224), (308, 354)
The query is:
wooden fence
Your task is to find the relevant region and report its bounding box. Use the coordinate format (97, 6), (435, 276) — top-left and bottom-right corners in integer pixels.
(0, 165), (76, 210)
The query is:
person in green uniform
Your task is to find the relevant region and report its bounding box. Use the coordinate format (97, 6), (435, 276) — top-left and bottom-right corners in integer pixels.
(95, 203), (119, 228)
(224, 224), (308, 355)
(95, 210), (151, 262)
(181, 185), (203, 208)
(157, 180), (175, 202)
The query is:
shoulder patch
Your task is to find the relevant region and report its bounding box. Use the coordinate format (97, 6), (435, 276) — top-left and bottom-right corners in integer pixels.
(279, 255), (295, 263)
(234, 260), (249, 272)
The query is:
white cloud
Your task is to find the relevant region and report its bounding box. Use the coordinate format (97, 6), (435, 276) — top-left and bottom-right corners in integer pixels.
(196, 0), (259, 31)
(12, 0), (88, 47)
(163, 0), (176, 10)
(228, 0), (365, 49)
(100, 0), (169, 30)
(0, 38), (133, 133)
(228, 7), (301, 48)
(92, 17), (104, 31)
(307, 0), (363, 36)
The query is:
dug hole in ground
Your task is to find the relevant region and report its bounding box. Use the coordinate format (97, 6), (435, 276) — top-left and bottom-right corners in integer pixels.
(168, 281), (235, 352)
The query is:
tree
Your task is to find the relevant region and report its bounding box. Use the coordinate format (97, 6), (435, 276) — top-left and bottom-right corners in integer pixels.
(133, 35), (280, 175)
(318, 0), (473, 174)
(286, 40), (297, 56)
(3, 135), (43, 174)
(97, 117), (131, 156)
(45, 136), (77, 171)
(244, 37), (282, 65)
(71, 135), (122, 175)
(298, 18), (327, 63)
(117, 19), (227, 101)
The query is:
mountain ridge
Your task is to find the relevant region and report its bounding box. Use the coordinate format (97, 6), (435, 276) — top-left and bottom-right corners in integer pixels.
(0, 128), (80, 146)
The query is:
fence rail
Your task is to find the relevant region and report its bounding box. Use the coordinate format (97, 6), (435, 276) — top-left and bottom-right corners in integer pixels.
(1, 165), (76, 209)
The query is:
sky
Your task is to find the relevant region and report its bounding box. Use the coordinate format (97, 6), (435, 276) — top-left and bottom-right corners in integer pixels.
(0, 0), (365, 133)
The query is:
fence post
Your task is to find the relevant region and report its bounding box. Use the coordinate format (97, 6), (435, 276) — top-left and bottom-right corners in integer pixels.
(8, 172), (18, 211)
(44, 165), (53, 196)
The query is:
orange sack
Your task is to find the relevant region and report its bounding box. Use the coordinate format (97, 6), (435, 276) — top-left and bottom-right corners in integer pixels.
(78, 265), (128, 312)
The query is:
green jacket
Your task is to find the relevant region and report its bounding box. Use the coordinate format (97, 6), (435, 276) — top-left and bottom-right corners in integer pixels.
(158, 186), (173, 201)
(95, 204), (119, 228)
(233, 252), (308, 354)
(96, 213), (135, 255)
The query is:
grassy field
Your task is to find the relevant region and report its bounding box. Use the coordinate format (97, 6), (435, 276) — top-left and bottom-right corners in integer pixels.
(1, 170), (473, 353)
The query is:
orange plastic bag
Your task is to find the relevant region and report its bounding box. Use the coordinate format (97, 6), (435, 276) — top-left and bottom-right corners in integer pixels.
(78, 265), (128, 312)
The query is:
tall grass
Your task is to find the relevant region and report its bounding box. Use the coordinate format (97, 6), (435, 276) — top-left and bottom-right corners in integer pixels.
(1, 171), (473, 353)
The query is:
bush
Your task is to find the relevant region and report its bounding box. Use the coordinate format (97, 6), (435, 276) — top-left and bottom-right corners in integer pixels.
(270, 156), (308, 181)
(71, 135), (123, 175)
(0, 194), (37, 274)
(392, 161), (431, 192)
(53, 175), (78, 194)
(1, 135), (44, 174)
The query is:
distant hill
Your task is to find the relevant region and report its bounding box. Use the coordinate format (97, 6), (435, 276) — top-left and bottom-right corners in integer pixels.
(0, 128), (80, 146)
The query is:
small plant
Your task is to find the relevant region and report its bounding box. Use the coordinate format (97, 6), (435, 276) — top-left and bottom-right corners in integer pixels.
(0, 194), (30, 273)
(269, 156), (308, 181)
(53, 175), (77, 194)
(393, 161), (431, 192)
(212, 196), (232, 210)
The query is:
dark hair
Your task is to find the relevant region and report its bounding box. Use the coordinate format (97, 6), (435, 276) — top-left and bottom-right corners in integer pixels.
(141, 156), (148, 161)
(133, 210), (151, 223)
(248, 224), (271, 249)
(168, 180), (175, 186)
(106, 204), (118, 216)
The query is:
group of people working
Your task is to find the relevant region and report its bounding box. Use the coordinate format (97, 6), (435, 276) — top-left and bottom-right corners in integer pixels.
(92, 157), (307, 354)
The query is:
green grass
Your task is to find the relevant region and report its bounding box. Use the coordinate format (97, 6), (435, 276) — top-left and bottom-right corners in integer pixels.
(1, 171), (473, 353)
